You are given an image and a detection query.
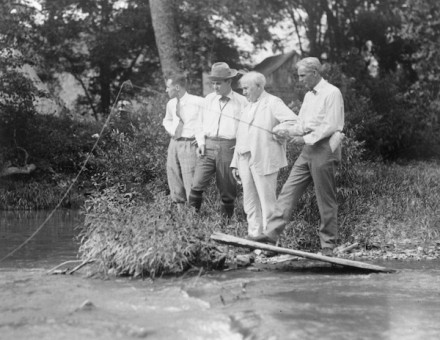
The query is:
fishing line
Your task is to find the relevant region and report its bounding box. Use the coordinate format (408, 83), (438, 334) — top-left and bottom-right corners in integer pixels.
(0, 81), (130, 264)
(131, 81), (284, 136)
(0, 81), (290, 263)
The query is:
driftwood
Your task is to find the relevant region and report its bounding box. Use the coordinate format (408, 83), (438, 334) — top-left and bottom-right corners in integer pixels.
(211, 232), (396, 273)
(47, 260), (83, 275)
(338, 242), (360, 253)
(0, 163), (36, 177)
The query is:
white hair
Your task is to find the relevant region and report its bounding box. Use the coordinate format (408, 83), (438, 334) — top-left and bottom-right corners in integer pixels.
(240, 71), (266, 88)
(296, 57), (322, 74)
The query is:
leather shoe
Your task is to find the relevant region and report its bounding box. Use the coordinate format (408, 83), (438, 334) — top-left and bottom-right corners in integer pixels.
(320, 247), (334, 257)
(246, 234), (277, 245)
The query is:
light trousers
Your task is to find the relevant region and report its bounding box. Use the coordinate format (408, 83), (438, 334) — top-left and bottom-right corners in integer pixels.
(166, 139), (197, 203)
(238, 153), (278, 237)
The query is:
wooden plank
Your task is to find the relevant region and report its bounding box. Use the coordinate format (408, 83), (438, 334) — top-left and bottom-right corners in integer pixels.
(211, 232), (396, 273)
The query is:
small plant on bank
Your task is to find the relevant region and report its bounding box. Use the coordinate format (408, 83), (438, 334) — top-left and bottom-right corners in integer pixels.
(79, 188), (244, 278)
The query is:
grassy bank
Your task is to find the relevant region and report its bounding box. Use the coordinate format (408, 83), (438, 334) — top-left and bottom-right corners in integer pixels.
(79, 160), (440, 278)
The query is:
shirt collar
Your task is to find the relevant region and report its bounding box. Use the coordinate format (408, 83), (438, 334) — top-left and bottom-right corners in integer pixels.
(218, 91), (233, 101)
(178, 91), (189, 104)
(312, 78), (327, 94)
(251, 90), (267, 103)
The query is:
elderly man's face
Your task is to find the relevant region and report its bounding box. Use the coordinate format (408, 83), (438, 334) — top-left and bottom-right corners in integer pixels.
(211, 79), (231, 96)
(165, 79), (178, 99)
(297, 66), (319, 90)
(241, 80), (263, 102)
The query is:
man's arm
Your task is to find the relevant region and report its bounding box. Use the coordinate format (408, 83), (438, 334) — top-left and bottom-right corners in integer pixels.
(162, 100), (175, 136)
(195, 96), (207, 156)
(271, 97), (301, 143)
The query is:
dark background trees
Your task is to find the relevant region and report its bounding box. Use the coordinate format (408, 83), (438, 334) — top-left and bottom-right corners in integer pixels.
(1, 0), (439, 183)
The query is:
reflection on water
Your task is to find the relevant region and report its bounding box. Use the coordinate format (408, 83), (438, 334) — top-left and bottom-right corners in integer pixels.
(0, 209), (83, 268)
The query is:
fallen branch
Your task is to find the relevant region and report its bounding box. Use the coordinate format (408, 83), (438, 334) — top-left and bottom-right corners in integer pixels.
(67, 260), (94, 275)
(211, 232), (396, 273)
(47, 260), (83, 275)
(338, 242), (360, 254)
(1, 163), (36, 177)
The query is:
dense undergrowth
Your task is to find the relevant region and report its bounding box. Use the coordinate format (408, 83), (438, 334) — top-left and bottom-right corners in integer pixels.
(78, 131), (440, 278)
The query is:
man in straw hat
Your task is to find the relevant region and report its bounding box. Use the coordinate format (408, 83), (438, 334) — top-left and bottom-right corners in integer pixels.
(189, 62), (248, 220)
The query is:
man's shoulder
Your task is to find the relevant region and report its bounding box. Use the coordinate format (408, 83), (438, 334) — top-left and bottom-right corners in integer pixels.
(322, 80), (342, 95)
(205, 92), (216, 99)
(262, 92), (285, 105)
(232, 91), (247, 104)
(186, 93), (204, 102)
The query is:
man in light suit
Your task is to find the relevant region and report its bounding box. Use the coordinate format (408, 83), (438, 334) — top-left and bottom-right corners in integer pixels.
(231, 71), (297, 237)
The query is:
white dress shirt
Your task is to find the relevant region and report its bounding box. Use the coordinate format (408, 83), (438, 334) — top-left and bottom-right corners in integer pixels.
(162, 92), (204, 139)
(275, 78), (344, 145)
(197, 91), (248, 145)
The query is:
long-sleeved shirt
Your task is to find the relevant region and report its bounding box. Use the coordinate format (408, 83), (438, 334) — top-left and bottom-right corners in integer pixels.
(162, 92), (204, 139)
(278, 78), (344, 145)
(197, 90), (248, 145)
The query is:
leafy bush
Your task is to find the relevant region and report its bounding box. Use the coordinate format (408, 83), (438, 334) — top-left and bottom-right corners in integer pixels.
(86, 94), (170, 197)
(79, 189), (243, 278)
(0, 179), (83, 210)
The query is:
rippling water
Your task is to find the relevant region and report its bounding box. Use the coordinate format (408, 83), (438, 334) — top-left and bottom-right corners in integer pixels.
(1, 210), (440, 339)
(0, 209), (83, 268)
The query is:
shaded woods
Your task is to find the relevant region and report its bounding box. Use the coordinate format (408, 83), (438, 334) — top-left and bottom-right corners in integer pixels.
(1, 0), (439, 277)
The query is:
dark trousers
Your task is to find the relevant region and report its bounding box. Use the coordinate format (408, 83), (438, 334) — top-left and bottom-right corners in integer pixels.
(265, 138), (341, 248)
(189, 138), (236, 217)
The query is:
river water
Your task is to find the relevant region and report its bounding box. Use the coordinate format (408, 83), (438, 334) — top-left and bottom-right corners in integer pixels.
(1, 210), (439, 340)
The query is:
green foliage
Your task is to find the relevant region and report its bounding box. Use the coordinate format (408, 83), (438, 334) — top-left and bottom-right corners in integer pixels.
(0, 54), (39, 164)
(0, 179), (83, 210)
(397, 0), (440, 83)
(79, 190), (240, 278)
(87, 94), (170, 197)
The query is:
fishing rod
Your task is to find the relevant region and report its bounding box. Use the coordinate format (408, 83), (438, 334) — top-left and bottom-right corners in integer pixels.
(0, 81), (131, 264)
(129, 81), (291, 137)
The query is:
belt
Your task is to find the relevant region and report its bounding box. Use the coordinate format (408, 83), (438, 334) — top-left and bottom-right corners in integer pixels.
(206, 137), (236, 142)
(175, 137), (195, 141)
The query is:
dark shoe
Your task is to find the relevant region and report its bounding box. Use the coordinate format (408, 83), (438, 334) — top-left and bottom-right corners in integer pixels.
(246, 234), (277, 245)
(320, 247), (334, 257)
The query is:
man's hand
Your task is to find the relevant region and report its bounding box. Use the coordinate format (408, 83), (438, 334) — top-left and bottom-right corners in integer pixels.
(272, 130), (290, 144)
(291, 136), (305, 145)
(197, 145), (205, 157)
(232, 168), (241, 185)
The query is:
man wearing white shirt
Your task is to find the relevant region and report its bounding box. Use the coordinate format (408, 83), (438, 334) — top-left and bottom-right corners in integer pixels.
(163, 74), (204, 203)
(249, 57), (345, 257)
(230, 71), (297, 237)
(189, 62), (248, 219)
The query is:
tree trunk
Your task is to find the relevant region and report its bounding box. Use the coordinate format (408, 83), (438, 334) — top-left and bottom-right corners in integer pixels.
(149, 0), (182, 79)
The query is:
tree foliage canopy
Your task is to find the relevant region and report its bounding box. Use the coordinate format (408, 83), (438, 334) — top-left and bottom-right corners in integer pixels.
(1, 0), (439, 161)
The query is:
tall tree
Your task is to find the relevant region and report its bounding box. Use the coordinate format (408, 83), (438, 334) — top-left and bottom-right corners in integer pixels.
(35, 0), (158, 117)
(149, 0), (182, 78)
